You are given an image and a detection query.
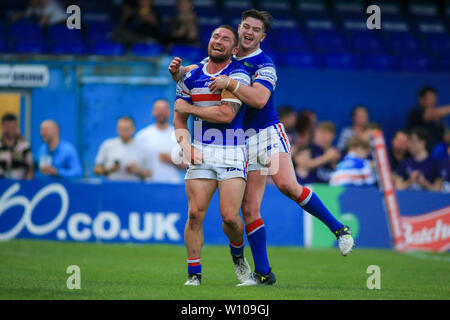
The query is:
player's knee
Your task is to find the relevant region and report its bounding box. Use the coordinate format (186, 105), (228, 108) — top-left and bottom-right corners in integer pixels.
(241, 202), (260, 223)
(187, 207), (205, 225)
(221, 212), (239, 228)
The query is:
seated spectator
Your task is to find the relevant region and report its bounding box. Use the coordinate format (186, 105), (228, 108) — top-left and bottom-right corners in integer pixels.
(329, 137), (376, 187)
(11, 0), (67, 27)
(36, 119), (82, 179)
(0, 113), (33, 180)
(388, 130), (411, 172)
(308, 121), (340, 183)
(336, 105), (369, 154)
(406, 86), (450, 152)
(168, 0), (200, 46)
(135, 99), (185, 184)
(293, 146), (317, 185)
(394, 128), (442, 191)
(113, 0), (163, 47)
(94, 116), (151, 182)
(293, 109), (316, 153)
(277, 105), (297, 145)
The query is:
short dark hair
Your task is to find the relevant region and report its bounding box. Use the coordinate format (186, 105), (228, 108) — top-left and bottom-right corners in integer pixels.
(277, 105), (296, 119)
(2, 113), (17, 123)
(213, 25), (239, 47)
(348, 137), (370, 151)
(241, 9), (272, 32)
(351, 105), (368, 119)
(118, 115), (135, 125)
(418, 86), (437, 98)
(409, 127), (428, 143)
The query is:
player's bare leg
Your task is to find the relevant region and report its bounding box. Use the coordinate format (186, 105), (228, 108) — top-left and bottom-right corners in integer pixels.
(217, 177), (251, 283)
(269, 152), (354, 256)
(184, 178), (217, 285)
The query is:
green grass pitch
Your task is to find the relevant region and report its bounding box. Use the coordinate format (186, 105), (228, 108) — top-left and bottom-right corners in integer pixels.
(0, 239), (449, 300)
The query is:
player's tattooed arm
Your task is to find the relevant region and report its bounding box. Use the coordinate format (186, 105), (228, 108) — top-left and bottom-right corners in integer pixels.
(209, 75), (271, 109)
(174, 96), (241, 124)
(168, 57), (199, 82)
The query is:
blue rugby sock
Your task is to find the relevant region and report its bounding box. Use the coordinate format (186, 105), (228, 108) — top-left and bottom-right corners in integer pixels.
(229, 239), (245, 256)
(297, 187), (343, 233)
(187, 258), (201, 275)
(246, 218), (270, 275)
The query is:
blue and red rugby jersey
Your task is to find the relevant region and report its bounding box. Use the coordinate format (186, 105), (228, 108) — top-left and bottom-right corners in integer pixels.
(176, 59), (251, 146)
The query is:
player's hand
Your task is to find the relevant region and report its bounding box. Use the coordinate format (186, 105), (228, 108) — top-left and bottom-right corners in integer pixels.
(40, 165), (57, 176)
(324, 148), (340, 162)
(168, 57), (182, 76)
(181, 145), (203, 165)
(174, 98), (191, 114)
(208, 75), (229, 94)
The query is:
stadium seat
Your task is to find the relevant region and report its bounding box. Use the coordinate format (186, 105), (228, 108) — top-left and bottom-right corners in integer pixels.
(170, 45), (203, 63)
(320, 52), (357, 70)
(380, 18), (411, 33)
(416, 19), (447, 35)
(370, 0), (402, 18)
(386, 32), (422, 55)
(153, 0), (176, 17)
(192, 0), (219, 17)
(258, 0), (292, 18)
(311, 30), (348, 53)
(296, 0), (328, 17)
(333, 0), (365, 18)
(397, 54), (431, 73)
(199, 27), (215, 46)
(359, 53), (394, 71)
(433, 56), (450, 72)
(51, 42), (87, 55)
(10, 19), (44, 42)
(223, 0), (252, 21)
(422, 33), (450, 56)
(347, 31), (384, 54)
(90, 41), (125, 56)
(86, 22), (114, 43)
(408, 0), (439, 18)
(48, 24), (83, 44)
(13, 40), (46, 54)
(132, 43), (164, 57)
(280, 51), (319, 69)
(274, 30), (311, 53)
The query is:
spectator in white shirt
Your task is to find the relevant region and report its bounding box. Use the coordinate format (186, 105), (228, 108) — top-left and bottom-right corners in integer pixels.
(12, 0), (67, 27)
(135, 99), (186, 184)
(94, 116), (151, 182)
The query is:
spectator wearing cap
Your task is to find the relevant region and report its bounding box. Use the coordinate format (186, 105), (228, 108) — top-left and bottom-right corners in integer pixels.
(36, 119), (82, 179)
(0, 113), (34, 180)
(406, 86), (450, 152)
(394, 127), (442, 191)
(329, 137), (375, 187)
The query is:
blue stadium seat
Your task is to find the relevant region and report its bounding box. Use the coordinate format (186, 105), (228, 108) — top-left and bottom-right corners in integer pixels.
(192, 0), (219, 17)
(86, 22), (114, 43)
(423, 34), (450, 56)
(397, 54), (431, 73)
(386, 32), (422, 55)
(48, 24), (83, 44)
(380, 18), (411, 33)
(51, 42), (87, 55)
(223, 0), (252, 21)
(296, 0), (328, 17)
(170, 45), (203, 63)
(274, 30), (310, 53)
(370, 0), (402, 18)
(408, 0), (439, 18)
(416, 19), (447, 35)
(347, 31), (384, 54)
(258, 0), (292, 18)
(13, 40), (46, 54)
(333, 0), (365, 18)
(282, 51), (319, 69)
(360, 53), (394, 71)
(311, 30), (347, 53)
(90, 41), (125, 56)
(304, 17), (336, 32)
(132, 43), (164, 57)
(433, 56), (450, 72)
(199, 27), (215, 46)
(11, 19), (43, 41)
(320, 52), (357, 70)
(153, 0), (176, 17)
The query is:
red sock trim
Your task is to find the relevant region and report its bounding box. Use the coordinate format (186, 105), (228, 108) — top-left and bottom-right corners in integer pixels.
(297, 186), (311, 204)
(229, 240), (244, 248)
(245, 218), (265, 235)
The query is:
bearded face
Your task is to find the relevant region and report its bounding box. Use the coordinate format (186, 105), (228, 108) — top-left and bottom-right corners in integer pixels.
(208, 28), (238, 63)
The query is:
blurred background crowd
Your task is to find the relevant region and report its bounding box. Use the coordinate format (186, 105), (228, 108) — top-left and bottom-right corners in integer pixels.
(0, 0), (449, 192)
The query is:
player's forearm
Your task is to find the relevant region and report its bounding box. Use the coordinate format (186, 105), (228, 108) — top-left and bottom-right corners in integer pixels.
(187, 104), (235, 124)
(233, 83), (269, 109)
(424, 106), (450, 122)
(173, 112), (191, 150)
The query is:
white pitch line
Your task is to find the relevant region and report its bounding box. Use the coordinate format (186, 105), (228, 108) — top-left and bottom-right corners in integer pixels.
(404, 251), (450, 262)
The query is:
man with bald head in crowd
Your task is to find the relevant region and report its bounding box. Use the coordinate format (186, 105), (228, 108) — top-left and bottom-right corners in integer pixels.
(135, 98), (186, 183)
(36, 119), (82, 179)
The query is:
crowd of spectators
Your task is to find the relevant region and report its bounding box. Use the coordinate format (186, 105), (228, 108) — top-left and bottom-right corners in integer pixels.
(0, 86), (449, 192)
